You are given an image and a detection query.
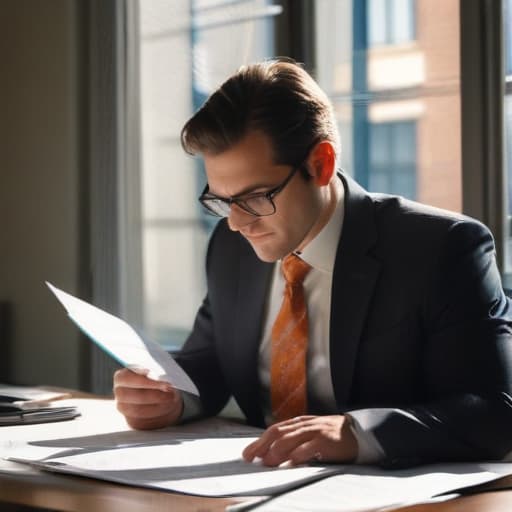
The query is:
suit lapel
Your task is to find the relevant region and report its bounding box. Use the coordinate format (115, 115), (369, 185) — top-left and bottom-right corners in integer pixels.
(330, 174), (381, 408)
(231, 237), (273, 425)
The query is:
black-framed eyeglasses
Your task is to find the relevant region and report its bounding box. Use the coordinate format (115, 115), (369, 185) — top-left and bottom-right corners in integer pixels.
(198, 164), (303, 218)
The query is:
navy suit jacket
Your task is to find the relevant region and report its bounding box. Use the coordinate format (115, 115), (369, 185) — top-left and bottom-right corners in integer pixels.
(175, 173), (512, 468)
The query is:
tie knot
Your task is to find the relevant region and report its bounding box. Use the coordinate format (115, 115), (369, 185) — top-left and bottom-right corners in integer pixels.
(282, 254), (311, 285)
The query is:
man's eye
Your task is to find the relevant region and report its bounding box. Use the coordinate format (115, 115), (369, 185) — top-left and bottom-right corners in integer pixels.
(245, 196), (267, 205)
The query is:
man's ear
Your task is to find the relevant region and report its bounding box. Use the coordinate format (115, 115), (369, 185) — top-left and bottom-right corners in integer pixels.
(307, 141), (336, 186)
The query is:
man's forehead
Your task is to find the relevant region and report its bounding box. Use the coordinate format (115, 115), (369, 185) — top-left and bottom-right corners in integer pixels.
(203, 131), (276, 167)
(204, 162), (290, 198)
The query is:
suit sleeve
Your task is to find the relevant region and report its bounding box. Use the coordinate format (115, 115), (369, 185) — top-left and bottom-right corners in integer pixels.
(348, 220), (512, 468)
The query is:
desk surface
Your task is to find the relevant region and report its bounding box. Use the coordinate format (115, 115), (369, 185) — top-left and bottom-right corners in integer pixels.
(2, 470), (512, 512)
(1, 394), (512, 512)
(0, 471), (239, 512)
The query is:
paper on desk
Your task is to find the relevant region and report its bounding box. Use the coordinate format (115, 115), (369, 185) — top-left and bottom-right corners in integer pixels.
(46, 282), (198, 395)
(3, 400), (512, 504)
(6, 433), (338, 497)
(227, 462), (512, 512)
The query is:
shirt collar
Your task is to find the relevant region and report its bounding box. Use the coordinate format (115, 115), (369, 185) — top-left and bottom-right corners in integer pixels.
(295, 176), (345, 274)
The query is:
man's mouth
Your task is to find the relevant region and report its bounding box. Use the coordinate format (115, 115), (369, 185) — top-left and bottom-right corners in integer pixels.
(243, 232), (272, 241)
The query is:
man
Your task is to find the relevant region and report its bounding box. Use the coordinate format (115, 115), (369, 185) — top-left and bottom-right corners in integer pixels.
(114, 60), (512, 468)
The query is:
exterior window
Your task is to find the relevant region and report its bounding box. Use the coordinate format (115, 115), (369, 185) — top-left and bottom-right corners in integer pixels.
(137, 0), (278, 349)
(369, 121), (417, 199)
(369, 0), (416, 46)
(506, 0), (512, 75)
(128, 0), (462, 351)
(504, 0), (512, 278)
(315, 0), (461, 212)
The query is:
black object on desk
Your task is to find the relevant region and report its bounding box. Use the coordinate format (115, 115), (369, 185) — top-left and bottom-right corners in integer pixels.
(0, 386), (80, 426)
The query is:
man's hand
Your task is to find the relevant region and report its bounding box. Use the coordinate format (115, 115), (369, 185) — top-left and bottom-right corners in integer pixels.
(113, 368), (184, 430)
(242, 415), (358, 467)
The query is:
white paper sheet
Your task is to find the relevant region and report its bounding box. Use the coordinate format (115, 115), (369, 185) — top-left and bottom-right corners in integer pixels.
(227, 462), (512, 511)
(2, 399), (338, 497)
(8, 443), (338, 497)
(46, 282), (198, 395)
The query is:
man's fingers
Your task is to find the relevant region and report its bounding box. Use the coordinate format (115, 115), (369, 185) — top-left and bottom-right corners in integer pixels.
(243, 422), (291, 461)
(114, 386), (178, 405)
(277, 415), (317, 425)
(243, 415), (356, 466)
(117, 400), (177, 420)
(242, 419), (314, 462)
(259, 427), (317, 466)
(116, 390), (184, 430)
(113, 368), (173, 393)
(123, 408), (180, 430)
(288, 440), (324, 466)
(113, 368), (184, 430)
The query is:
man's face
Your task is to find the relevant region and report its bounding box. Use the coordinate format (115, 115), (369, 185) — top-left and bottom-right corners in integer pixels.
(203, 130), (329, 262)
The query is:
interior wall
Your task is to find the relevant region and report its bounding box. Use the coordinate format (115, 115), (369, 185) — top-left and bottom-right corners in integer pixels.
(0, 4), (6, 381)
(0, 10), (6, 298)
(2, 0), (83, 388)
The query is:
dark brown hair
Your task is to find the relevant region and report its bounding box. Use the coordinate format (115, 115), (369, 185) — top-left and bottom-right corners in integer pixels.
(180, 59), (340, 167)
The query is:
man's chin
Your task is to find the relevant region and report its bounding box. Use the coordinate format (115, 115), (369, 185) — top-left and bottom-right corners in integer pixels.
(247, 239), (288, 263)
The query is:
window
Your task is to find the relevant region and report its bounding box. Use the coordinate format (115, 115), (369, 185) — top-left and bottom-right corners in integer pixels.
(506, 0), (512, 76)
(133, 0), (461, 354)
(315, 0), (461, 211)
(84, 0), (509, 393)
(137, 0), (279, 350)
(369, 0), (416, 47)
(505, 0), (512, 279)
(369, 121), (417, 199)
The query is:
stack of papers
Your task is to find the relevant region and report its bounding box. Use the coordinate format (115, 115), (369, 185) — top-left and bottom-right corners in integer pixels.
(0, 385), (80, 426)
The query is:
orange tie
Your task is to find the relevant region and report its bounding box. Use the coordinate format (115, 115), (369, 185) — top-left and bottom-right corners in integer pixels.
(271, 253), (311, 423)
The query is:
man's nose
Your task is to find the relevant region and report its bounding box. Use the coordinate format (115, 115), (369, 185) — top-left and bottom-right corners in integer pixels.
(227, 204), (258, 232)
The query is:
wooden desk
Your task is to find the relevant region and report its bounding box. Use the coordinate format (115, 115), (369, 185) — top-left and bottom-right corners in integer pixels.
(0, 471), (239, 512)
(1, 395), (512, 512)
(2, 471), (512, 512)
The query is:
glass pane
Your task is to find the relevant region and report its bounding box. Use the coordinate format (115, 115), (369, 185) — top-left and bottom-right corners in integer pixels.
(138, 0), (277, 349)
(393, 0), (415, 44)
(506, 0), (512, 75)
(369, 0), (388, 46)
(504, 0), (512, 279)
(315, 0), (461, 212)
(369, 121), (416, 199)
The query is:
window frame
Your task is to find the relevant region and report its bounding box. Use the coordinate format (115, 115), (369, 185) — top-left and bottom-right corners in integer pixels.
(85, 0), (143, 393)
(460, 0), (506, 270)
